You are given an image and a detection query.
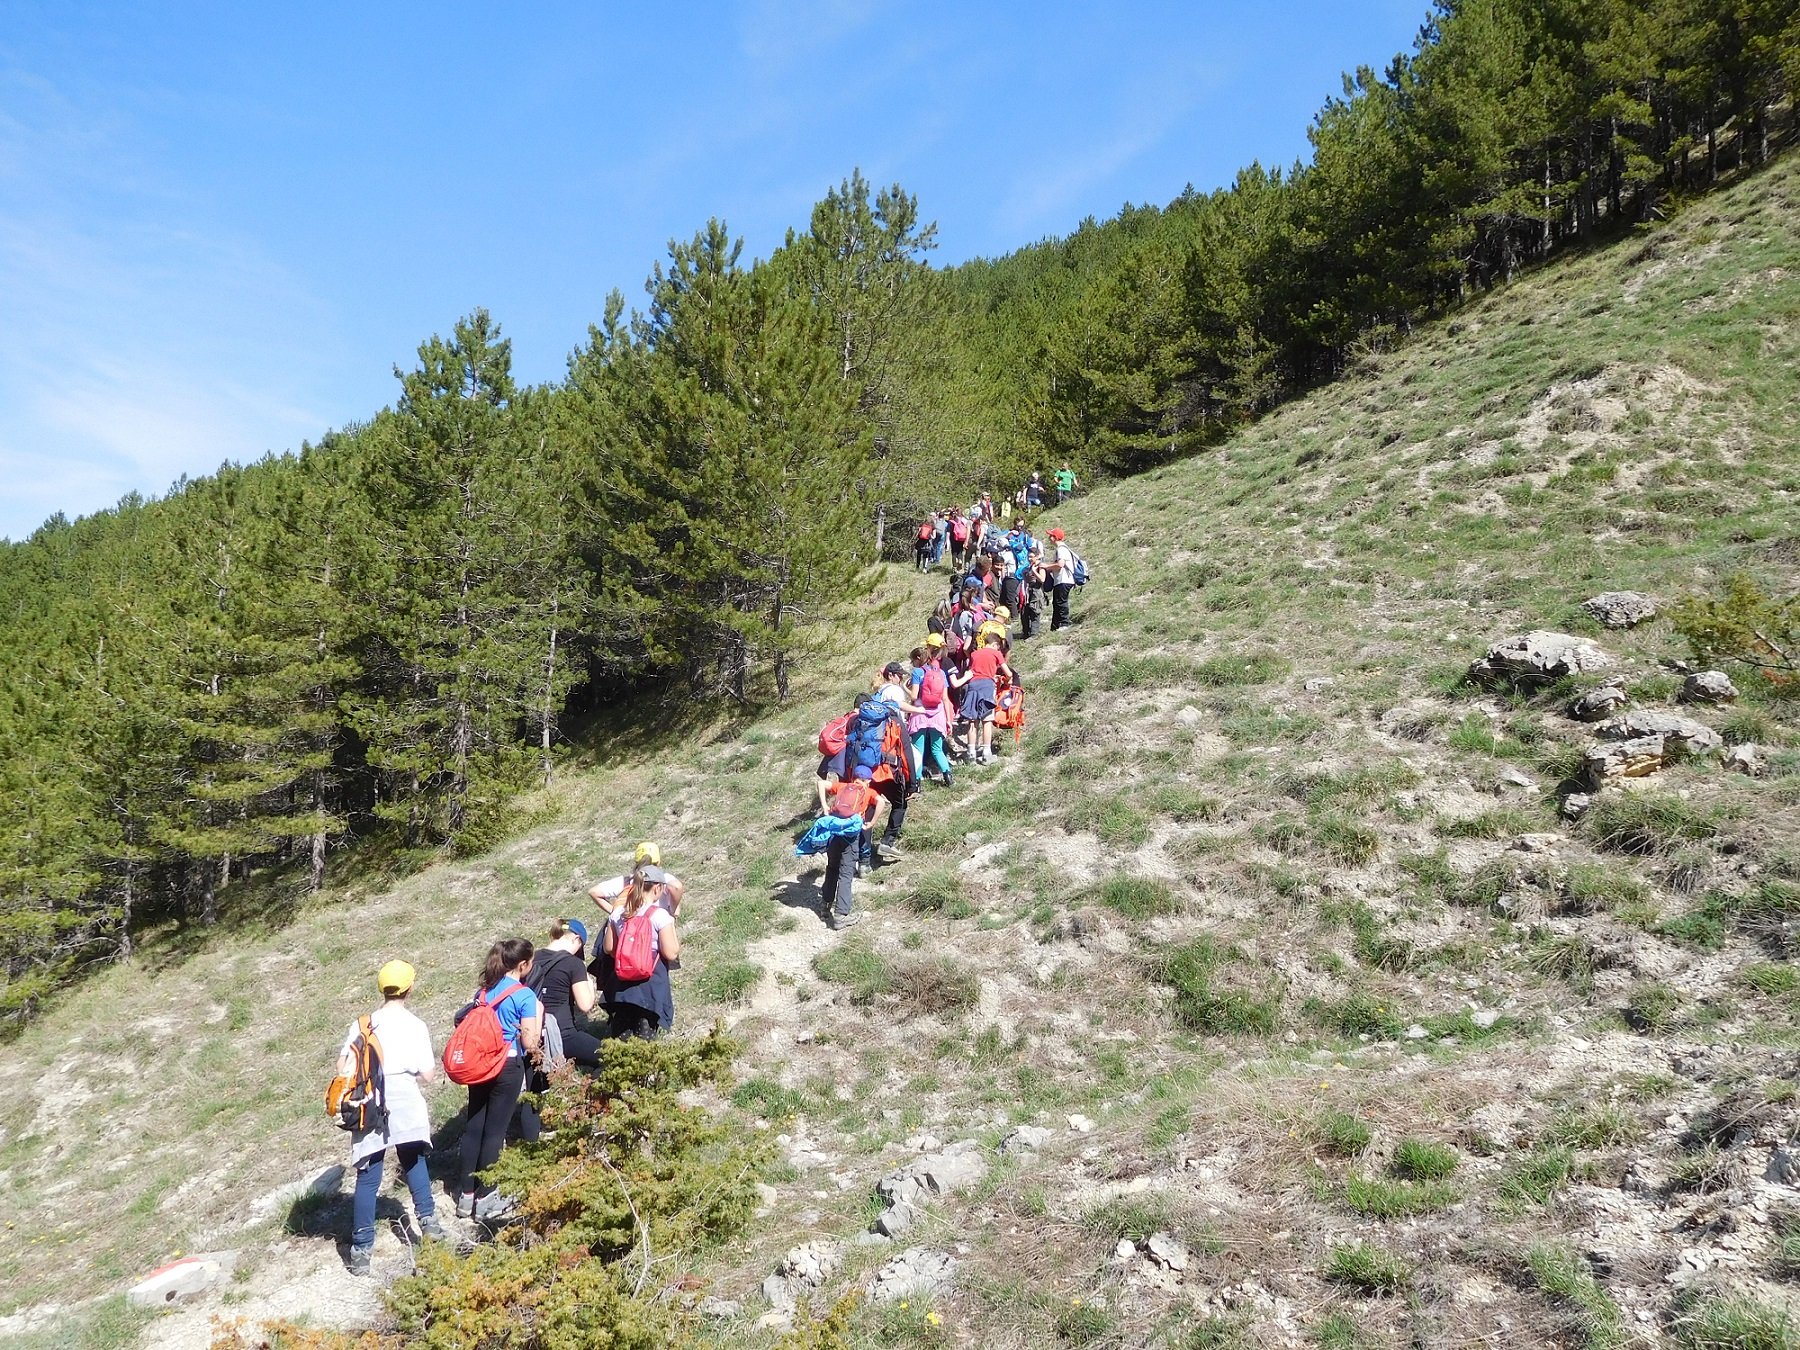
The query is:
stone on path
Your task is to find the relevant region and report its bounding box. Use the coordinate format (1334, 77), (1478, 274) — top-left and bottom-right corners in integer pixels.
(868, 1248), (958, 1303)
(1583, 736), (1667, 786)
(1722, 744), (1765, 776)
(1596, 711), (1723, 758)
(1000, 1125), (1053, 1155)
(128, 1252), (237, 1309)
(1469, 631), (1614, 686)
(874, 1141), (987, 1236)
(1569, 678), (1629, 722)
(1683, 670), (1738, 704)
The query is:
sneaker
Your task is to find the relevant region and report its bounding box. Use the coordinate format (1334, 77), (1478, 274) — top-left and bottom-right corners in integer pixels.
(347, 1245), (373, 1277)
(855, 862), (870, 879)
(878, 838), (905, 860)
(941, 772), (954, 788)
(831, 911), (863, 930)
(455, 1191), (474, 1219)
(418, 1213), (450, 1242)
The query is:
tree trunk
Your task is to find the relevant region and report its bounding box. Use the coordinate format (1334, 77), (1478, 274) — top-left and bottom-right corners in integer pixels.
(119, 863), (133, 959)
(875, 502), (886, 556)
(310, 831), (326, 893)
(541, 597), (560, 788)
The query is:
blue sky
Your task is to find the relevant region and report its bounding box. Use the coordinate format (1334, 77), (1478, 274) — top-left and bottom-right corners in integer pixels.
(0, 0), (1427, 541)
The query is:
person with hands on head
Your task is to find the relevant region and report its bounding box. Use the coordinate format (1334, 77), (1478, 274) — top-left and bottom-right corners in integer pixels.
(588, 842), (683, 918)
(343, 960), (444, 1275)
(601, 871), (681, 1040)
(456, 938), (541, 1222)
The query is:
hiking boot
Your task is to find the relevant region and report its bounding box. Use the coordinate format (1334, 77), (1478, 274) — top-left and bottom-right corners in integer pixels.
(474, 1191), (517, 1222)
(855, 861), (870, 879)
(940, 772), (953, 788)
(831, 910), (863, 930)
(347, 1245), (373, 1277)
(418, 1213), (450, 1242)
(878, 838), (905, 860)
(455, 1191), (475, 1219)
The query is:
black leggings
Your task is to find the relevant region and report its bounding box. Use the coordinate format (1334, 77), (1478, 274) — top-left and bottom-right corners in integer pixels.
(461, 1055), (526, 1198)
(608, 1004), (661, 1040)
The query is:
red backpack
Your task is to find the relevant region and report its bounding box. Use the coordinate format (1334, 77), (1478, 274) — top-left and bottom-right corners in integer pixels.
(442, 981), (522, 1086)
(919, 664), (947, 711)
(951, 519), (969, 543)
(613, 910), (659, 982)
(917, 520), (934, 542)
(831, 780), (878, 819)
(817, 712), (853, 756)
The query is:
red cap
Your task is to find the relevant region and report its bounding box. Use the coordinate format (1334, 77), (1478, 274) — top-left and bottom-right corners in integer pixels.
(1048, 527), (1064, 540)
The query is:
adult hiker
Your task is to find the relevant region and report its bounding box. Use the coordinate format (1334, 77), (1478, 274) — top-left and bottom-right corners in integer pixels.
(600, 871), (681, 1039)
(527, 919), (600, 1068)
(456, 939), (542, 1221)
(914, 514), (937, 572)
(341, 960), (445, 1274)
(948, 510), (971, 572)
(1046, 526), (1077, 632)
(951, 629), (1015, 764)
(1055, 463), (1078, 504)
(927, 598), (954, 640)
(816, 766), (880, 928)
(588, 842), (684, 918)
(846, 674), (916, 869)
(1018, 545), (1044, 639)
(907, 644), (954, 787)
(932, 511), (950, 565)
(947, 580), (987, 670)
(1025, 471), (1043, 509)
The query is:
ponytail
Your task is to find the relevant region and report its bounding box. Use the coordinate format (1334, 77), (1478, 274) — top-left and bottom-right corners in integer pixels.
(481, 937), (534, 989)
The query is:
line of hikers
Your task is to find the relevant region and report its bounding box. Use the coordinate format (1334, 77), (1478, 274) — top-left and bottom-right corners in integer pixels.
(325, 844), (687, 1272)
(798, 525), (1085, 929)
(325, 518), (1089, 1271)
(912, 466), (1079, 573)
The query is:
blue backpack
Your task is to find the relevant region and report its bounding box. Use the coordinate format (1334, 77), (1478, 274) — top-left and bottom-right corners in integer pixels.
(1072, 552), (1090, 587)
(847, 701), (898, 776)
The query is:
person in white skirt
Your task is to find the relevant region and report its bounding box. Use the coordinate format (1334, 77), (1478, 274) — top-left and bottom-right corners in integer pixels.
(345, 960), (446, 1274)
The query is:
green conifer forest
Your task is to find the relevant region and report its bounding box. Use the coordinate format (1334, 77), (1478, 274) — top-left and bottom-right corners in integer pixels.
(3, 0), (1795, 1024)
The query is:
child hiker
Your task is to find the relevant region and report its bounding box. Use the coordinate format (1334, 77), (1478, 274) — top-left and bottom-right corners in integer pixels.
(950, 629), (1014, 765)
(908, 642), (954, 786)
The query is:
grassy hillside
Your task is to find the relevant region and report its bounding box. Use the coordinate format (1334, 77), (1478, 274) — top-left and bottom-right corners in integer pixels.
(6, 152), (1800, 1349)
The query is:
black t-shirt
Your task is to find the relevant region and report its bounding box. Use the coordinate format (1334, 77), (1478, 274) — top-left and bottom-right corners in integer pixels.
(528, 949), (588, 1029)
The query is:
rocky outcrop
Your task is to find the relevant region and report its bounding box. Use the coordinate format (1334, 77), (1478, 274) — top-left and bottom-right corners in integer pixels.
(762, 1240), (843, 1311)
(874, 1140), (987, 1236)
(1569, 678), (1629, 722)
(1722, 744), (1766, 776)
(1596, 711), (1723, 758)
(868, 1248), (958, 1302)
(1682, 670), (1739, 704)
(1470, 631), (1615, 686)
(1582, 591), (1658, 628)
(1583, 736), (1667, 786)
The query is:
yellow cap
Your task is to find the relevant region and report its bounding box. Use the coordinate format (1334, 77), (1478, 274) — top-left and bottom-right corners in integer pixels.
(924, 632), (945, 649)
(994, 606), (1011, 620)
(378, 960), (416, 996)
(634, 841), (661, 866)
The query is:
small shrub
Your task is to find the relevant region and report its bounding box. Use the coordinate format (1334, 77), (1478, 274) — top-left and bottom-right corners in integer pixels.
(1066, 794), (1150, 845)
(1390, 1138), (1458, 1181)
(1499, 1147), (1573, 1205)
(1042, 670), (1092, 707)
(1437, 806), (1543, 840)
(1448, 715), (1501, 755)
(1547, 1103), (1643, 1149)
(1098, 875), (1178, 920)
(1626, 982), (1685, 1033)
(1343, 1174), (1456, 1217)
(1183, 1314), (1249, 1348)
(1670, 1146), (1738, 1195)
(732, 1075), (807, 1118)
(1524, 1244), (1626, 1350)
(1054, 1300), (1115, 1345)
(1561, 863), (1652, 915)
(1773, 1212), (1800, 1278)
(1317, 1109), (1373, 1156)
(1313, 1313), (1370, 1349)
(1151, 786), (1222, 822)
(1722, 708), (1775, 746)
(1314, 814), (1381, 866)
(1398, 850), (1458, 901)
(1323, 1242), (1410, 1294)
(1672, 1290), (1800, 1349)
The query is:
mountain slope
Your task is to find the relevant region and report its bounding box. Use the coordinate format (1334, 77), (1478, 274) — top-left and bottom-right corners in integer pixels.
(6, 153), (1800, 1348)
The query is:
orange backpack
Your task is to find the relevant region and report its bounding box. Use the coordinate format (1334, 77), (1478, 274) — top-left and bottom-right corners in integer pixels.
(325, 1015), (387, 1132)
(994, 678), (1026, 742)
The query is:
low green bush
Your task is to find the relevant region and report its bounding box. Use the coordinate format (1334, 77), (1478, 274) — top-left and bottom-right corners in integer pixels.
(1098, 875), (1179, 919)
(1195, 651), (1291, 686)
(1547, 1103), (1643, 1149)
(813, 940), (892, 1003)
(1323, 1242), (1410, 1294)
(1155, 937), (1282, 1034)
(1499, 1146), (1574, 1205)
(1389, 1138), (1458, 1181)
(1343, 1174), (1456, 1217)
(1524, 1244), (1626, 1350)
(1316, 1109), (1372, 1157)
(1304, 991), (1403, 1040)
(1672, 1290), (1800, 1349)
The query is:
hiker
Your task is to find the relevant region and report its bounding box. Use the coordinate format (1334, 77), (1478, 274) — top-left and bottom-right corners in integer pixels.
(932, 511), (949, 565)
(341, 960), (445, 1274)
(588, 842), (684, 918)
(908, 644), (954, 787)
(948, 510), (971, 572)
(1019, 545), (1044, 639)
(845, 679), (915, 869)
(914, 514), (936, 572)
(1046, 526), (1077, 632)
(951, 629), (1014, 764)
(978, 605), (1012, 654)
(1055, 463), (1078, 504)
(600, 870), (680, 1039)
(927, 598), (954, 640)
(815, 693), (869, 811)
(947, 580), (987, 670)
(528, 919), (600, 1068)
(818, 767), (880, 929)
(1025, 472), (1043, 509)
(456, 939), (542, 1221)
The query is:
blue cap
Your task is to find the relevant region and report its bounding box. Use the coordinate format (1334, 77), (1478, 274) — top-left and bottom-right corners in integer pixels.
(566, 918), (589, 950)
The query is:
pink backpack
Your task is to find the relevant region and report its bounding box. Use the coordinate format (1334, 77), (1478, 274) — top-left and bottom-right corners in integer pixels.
(614, 911), (659, 982)
(919, 664), (947, 710)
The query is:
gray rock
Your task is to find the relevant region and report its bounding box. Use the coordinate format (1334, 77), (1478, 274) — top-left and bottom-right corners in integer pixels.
(1767, 1148), (1798, 1185)
(999, 1125), (1053, 1155)
(1582, 592), (1658, 628)
(1597, 711), (1723, 757)
(1471, 1009), (1502, 1029)
(696, 1298), (742, 1320)
(1583, 736), (1666, 786)
(1510, 833), (1563, 854)
(1469, 631), (1615, 687)
(1303, 677), (1334, 693)
(1405, 1024), (1429, 1041)
(1495, 765), (1537, 792)
(875, 1202), (919, 1237)
(127, 1252), (237, 1309)
(1722, 744), (1766, 777)
(1569, 679), (1629, 722)
(868, 1248), (958, 1303)
(1682, 670), (1738, 704)
(1561, 792), (1593, 820)
(1114, 1238), (1137, 1260)
(874, 1141), (987, 1235)
(1146, 1232), (1189, 1272)
(779, 1240), (843, 1289)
